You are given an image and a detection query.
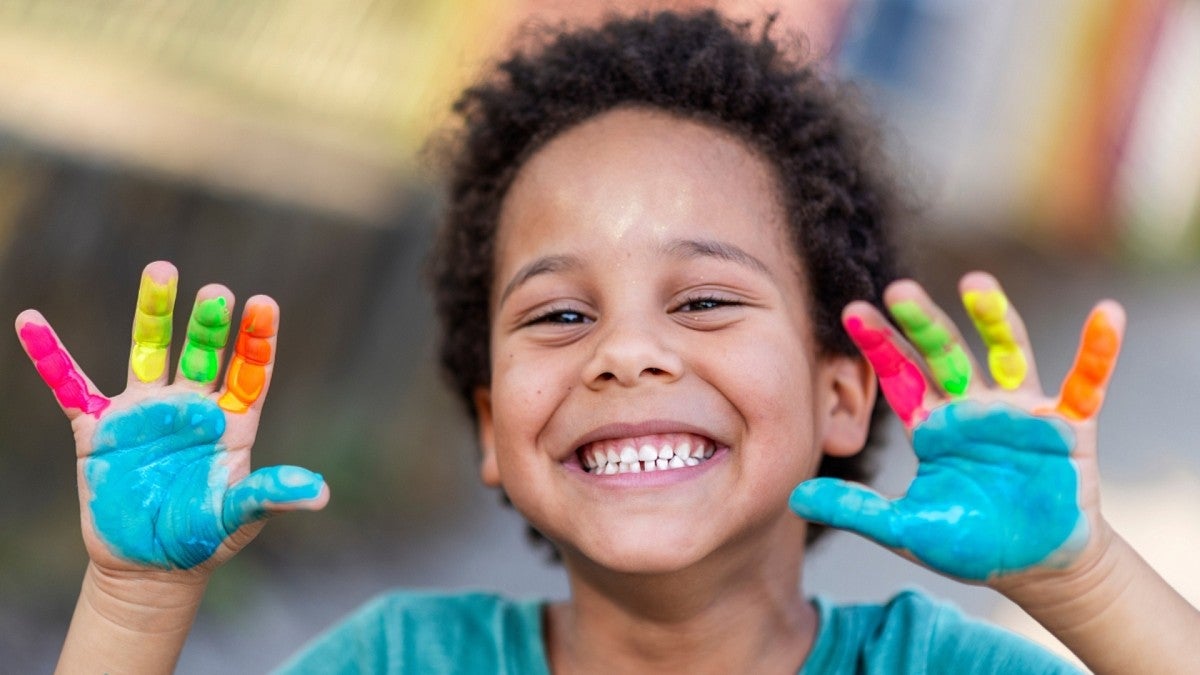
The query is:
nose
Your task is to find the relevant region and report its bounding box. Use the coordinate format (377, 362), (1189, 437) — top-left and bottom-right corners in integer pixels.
(582, 317), (684, 389)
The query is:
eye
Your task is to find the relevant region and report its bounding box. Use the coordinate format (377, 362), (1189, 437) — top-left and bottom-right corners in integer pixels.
(526, 306), (592, 326)
(675, 295), (741, 313)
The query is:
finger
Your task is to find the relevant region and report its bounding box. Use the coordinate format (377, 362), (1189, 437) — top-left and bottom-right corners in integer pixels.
(1056, 301), (1125, 421)
(14, 309), (111, 421)
(842, 302), (939, 428)
(221, 465), (329, 533)
(127, 261), (179, 387)
(175, 285), (234, 391)
(217, 297), (278, 414)
(789, 478), (901, 549)
(959, 272), (1039, 392)
(884, 280), (977, 398)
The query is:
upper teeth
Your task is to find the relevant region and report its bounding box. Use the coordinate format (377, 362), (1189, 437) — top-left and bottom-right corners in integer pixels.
(580, 433), (716, 475)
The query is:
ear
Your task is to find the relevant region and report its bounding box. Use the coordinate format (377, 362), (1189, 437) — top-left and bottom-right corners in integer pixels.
(816, 354), (877, 458)
(473, 387), (501, 487)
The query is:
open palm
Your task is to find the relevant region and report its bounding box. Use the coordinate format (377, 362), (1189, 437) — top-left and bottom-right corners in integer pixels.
(791, 272), (1121, 582)
(16, 261), (328, 575)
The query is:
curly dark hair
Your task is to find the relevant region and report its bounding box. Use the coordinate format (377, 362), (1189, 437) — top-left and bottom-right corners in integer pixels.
(428, 10), (901, 550)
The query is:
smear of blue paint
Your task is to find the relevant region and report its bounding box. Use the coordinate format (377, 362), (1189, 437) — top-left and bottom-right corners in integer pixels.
(87, 393), (324, 569)
(790, 400), (1087, 580)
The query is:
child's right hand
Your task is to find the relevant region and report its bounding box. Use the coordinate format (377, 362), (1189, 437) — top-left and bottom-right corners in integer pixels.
(15, 261), (329, 584)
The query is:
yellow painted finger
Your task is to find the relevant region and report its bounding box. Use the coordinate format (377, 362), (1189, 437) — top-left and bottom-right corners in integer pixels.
(963, 289), (1028, 390)
(130, 267), (177, 383)
(218, 303), (276, 413)
(1056, 307), (1122, 421)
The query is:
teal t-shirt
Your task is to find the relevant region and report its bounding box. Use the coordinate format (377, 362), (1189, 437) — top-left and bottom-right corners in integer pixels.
(276, 589), (1081, 674)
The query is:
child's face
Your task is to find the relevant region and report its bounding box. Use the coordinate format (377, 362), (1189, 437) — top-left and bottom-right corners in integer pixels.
(476, 107), (871, 574)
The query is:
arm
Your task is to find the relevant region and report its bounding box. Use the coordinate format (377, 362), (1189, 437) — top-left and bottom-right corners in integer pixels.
(58, 565), (209, 673)
(996, 524), (1200, 674)
(16, 261), (329, 674)
(789, 271), (1200, 673)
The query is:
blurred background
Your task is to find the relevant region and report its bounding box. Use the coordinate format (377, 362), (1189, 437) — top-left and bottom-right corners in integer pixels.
(0, 0), (1197, 671)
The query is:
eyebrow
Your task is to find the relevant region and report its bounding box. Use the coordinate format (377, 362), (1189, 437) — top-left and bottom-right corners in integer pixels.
(662, 238), (771, 275)
(498, 254), (584, 306)
(496, 237), (771, 307)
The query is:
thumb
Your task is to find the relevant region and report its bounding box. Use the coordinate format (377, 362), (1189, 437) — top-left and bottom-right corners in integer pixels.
(790, 478), (902, 549)
(222, 465), (329, 533)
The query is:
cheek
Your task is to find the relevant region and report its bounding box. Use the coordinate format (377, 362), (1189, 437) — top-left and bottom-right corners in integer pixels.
(700, 329), (822, 479)
(712, 332), (815, 425)
(490, 350), (573, 443)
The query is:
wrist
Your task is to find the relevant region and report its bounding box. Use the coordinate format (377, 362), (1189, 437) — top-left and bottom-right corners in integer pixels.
(56, 564), (210, 675)
(990, 520), (1200, 674)
(80, 561), (210, 634)
(990, 517), (1121, 622)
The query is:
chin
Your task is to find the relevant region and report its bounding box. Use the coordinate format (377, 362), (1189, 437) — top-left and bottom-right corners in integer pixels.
(561, 525), (717, 576)
(600, 549), (703, 576)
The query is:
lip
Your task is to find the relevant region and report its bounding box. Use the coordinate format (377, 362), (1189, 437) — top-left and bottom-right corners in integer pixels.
(564, 419), (725, 460)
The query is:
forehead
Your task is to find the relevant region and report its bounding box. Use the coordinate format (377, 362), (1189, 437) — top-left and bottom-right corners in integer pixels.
(495, 107), (794, 269)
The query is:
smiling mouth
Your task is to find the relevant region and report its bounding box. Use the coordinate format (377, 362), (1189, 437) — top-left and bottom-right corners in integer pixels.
(576, 433), (718, 475)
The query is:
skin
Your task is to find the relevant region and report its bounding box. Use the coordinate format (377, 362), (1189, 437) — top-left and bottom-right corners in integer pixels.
(807, 275), (1200, 672)
(15, 114), (1200, 674)
(792, 400), (1088, 580)
(797, 277), (1109, 578)
(14, 262), (329, 674)
(481, 111), (1200, 672)
(475, 107), (876, 673)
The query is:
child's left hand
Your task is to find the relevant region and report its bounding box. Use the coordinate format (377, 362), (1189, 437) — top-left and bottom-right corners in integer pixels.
(789, 271), (1123, 583)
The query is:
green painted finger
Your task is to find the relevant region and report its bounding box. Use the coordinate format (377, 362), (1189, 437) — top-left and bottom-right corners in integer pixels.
(889, 301), (972, 396)
(180, 297), (233, 383)
(130, 271), (177, 382)
(962, 290), (1028, 390)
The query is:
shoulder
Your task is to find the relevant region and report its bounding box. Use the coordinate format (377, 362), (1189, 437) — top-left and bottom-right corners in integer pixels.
(273, 589), (549, 675)
(802, 590), (1083, 674)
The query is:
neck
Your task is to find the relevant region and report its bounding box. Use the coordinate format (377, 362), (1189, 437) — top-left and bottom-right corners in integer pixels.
(546, 518), (817, 674)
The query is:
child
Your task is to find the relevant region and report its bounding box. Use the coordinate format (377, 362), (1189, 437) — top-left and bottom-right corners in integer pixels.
(16, 10), (1199, 673)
